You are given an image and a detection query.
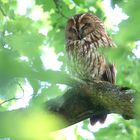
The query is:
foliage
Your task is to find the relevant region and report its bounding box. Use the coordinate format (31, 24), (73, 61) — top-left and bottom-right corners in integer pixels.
(0, 0), (140, 139)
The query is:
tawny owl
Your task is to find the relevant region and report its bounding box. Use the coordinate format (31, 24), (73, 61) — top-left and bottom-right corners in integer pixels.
(65, 13), (116, 125)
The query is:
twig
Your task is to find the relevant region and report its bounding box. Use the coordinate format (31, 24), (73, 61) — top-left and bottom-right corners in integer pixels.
(0, 81), (26, 106)
(16, 80), (25, 98)
(0, 97), (22, 106)
(0, 4), (6, 16)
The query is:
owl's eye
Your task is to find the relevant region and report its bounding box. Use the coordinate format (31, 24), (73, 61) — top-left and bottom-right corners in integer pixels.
(69, 27), (77, 33)
(81, 23), (91, 30)
(85, 23), (91, 27)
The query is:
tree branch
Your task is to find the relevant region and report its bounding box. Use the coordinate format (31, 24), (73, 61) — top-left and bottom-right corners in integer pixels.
(0, 70), (136, 130)
(0, 4), (6, 16)
(46, 80), (135, 126)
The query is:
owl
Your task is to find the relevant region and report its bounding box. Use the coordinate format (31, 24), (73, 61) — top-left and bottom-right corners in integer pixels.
(65, 13), (116, 125)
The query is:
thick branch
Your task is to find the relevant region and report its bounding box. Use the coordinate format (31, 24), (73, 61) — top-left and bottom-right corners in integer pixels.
(46, 80), (135, 126)
(0, 71), (136, 133)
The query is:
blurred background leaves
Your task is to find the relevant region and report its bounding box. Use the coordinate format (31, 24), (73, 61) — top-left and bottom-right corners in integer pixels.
(0, 0), (140, 139)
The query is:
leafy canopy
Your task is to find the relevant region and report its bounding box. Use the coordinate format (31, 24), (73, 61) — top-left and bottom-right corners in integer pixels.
(0, 0), (140, 139)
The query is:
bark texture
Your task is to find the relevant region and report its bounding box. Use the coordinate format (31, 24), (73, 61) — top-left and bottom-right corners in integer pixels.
(46, 79), (135, 126)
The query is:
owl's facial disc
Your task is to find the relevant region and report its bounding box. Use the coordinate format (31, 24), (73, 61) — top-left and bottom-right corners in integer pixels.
(65, 13), (102, 42)
(78, 22), (91, 39)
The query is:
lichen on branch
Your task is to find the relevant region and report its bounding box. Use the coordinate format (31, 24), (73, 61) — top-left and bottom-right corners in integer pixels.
(46, 77), (135, 126)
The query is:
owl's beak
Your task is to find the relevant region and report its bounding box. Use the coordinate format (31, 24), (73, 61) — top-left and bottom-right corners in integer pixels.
(78, 34), (82, 40)
(77, 29), (83, 40)
(77, 30), (83, 40)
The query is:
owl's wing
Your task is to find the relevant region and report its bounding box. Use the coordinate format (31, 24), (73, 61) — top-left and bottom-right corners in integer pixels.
(102, 64), (116, 84)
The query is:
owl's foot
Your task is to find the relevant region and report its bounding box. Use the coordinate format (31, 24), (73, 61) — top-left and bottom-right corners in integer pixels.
(90, 114), (107, 125)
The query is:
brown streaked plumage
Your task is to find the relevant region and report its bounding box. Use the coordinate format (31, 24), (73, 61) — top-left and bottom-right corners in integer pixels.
(65, 13), (116, 125)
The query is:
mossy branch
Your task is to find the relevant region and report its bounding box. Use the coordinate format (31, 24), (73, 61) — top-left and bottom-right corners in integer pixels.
(46, 77), (135, 126)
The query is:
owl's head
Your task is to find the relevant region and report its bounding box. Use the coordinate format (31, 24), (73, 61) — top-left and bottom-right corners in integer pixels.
(65, 13), (105, 43)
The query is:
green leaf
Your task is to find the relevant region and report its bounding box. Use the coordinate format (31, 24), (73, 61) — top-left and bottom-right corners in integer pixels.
(35, 0), (56, 11)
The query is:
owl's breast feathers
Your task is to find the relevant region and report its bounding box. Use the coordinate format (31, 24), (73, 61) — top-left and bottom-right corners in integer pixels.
(66, 32), (116, 82)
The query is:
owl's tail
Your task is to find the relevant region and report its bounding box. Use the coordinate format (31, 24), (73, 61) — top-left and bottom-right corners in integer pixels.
(90, 113), (107, 126)
(101, 64), (116, 84)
